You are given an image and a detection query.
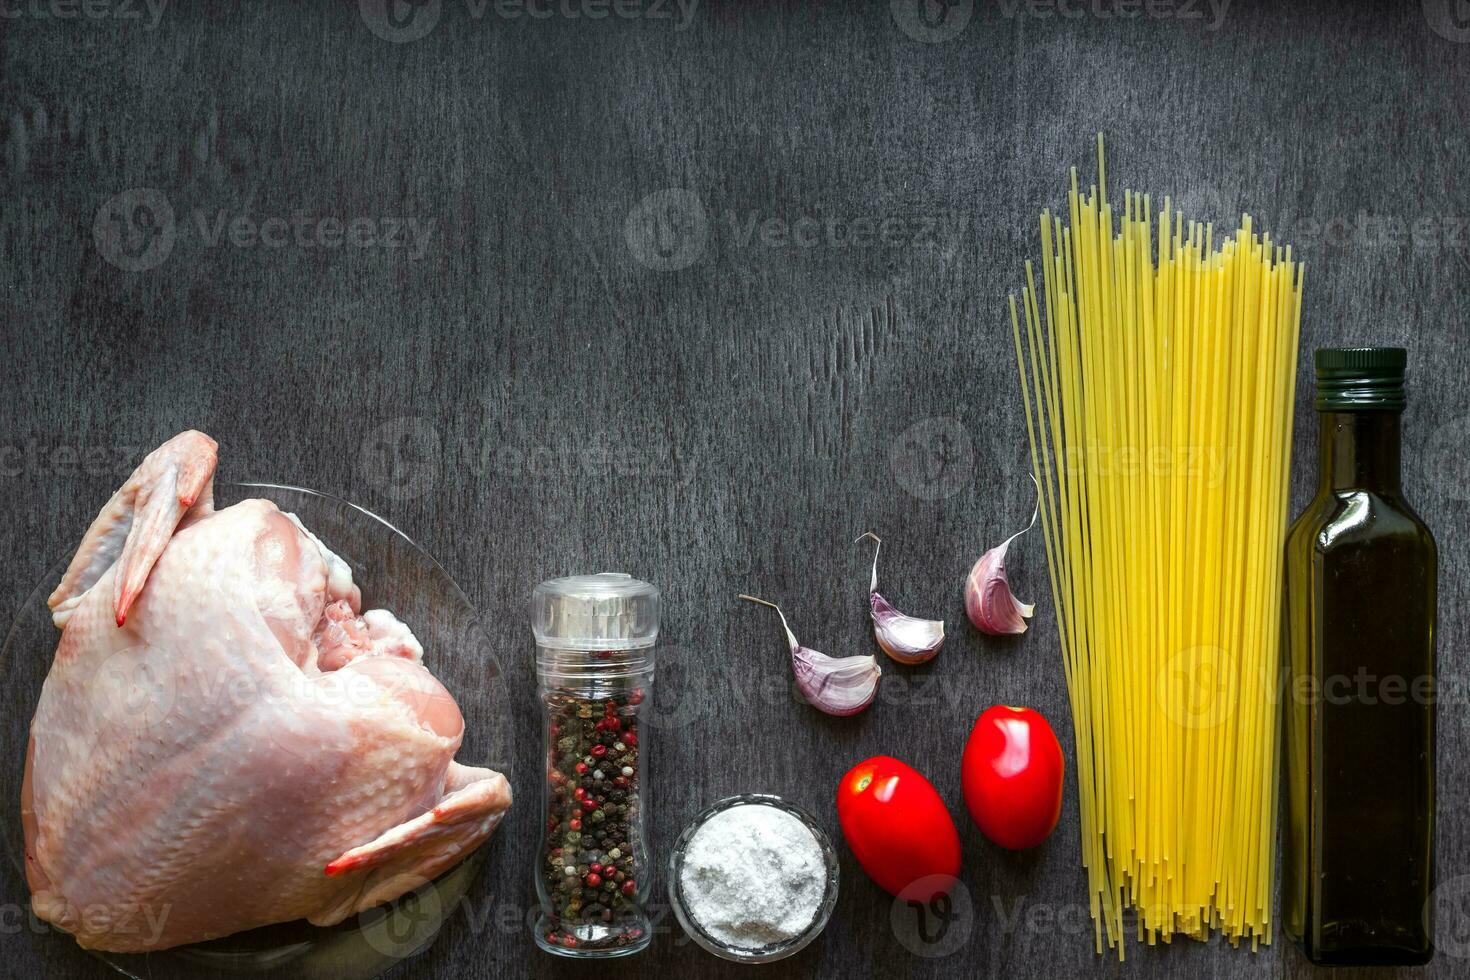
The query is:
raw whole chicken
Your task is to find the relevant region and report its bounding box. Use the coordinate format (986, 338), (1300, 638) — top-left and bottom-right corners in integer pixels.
(22, 431), (511, 952)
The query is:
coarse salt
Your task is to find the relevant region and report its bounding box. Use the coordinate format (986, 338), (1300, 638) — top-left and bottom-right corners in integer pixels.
(678, 803), (825, 950)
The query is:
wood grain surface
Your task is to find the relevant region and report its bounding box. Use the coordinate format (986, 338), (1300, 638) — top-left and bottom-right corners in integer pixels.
(2, 2), (1467, 978)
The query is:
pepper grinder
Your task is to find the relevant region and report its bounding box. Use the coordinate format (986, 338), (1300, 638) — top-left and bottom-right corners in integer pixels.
(531, 573), (658, 958)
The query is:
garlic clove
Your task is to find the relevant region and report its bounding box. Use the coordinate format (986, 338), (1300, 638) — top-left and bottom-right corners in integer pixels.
(965, 478), (1039, 636)
(791, 644), (882, 716)
(855, 531), (945, 665)
(870, 592), (946, 664)
(739, 594), (880, 717)
(965, 537), (1035, 634)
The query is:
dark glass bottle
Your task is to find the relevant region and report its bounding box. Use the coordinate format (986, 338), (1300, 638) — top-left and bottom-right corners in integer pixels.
(1283, 348), (1437, 966)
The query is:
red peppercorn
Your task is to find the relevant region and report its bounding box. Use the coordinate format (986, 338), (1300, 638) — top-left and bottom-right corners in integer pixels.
(613, 776), (630, 789)
(623, 733), (638, 747)
(604, 716), (621, 732)
(589, 862), (602, 874)
(573, 787), (587, 801)
(564, 936), (578, 948)
(582, 798), (598, 812)
(621, 880), (636, 896)
(630, 688), (645, 705)
(569, 818), (581, 831)
(585, 872), (602, 888)
(575, 761), (589, 774)
(591, 744), (608, 758)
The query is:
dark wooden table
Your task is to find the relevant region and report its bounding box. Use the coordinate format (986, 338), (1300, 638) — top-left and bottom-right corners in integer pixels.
(3, 2), (1467, 977)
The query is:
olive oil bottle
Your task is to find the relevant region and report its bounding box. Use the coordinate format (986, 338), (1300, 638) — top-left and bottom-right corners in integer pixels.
(1283, 348), (1437, 965)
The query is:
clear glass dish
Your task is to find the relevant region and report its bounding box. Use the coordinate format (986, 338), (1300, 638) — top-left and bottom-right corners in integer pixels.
(667, 794), (839, 964)
(1, 483), (505, 980)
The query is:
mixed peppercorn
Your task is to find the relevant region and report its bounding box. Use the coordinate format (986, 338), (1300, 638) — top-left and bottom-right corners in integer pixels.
(539, 686), (645, 951)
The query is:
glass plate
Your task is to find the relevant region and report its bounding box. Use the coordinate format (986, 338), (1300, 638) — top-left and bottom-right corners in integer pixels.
(1, 483), (505, 979)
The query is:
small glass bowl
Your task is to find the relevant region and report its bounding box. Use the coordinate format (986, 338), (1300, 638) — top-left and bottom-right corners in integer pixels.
(667, 794), (839, 964)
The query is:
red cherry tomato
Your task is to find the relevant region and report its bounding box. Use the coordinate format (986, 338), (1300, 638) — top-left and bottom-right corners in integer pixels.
(961, 705), (1064, 850)
(836, 756), (961, 900)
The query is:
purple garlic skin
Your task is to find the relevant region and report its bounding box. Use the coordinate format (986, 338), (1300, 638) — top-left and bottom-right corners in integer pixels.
(965, 537), (1034, 635)
(740, 593), (880, 716)
(870, 592), (945, 664)
(855, 531), (945, 665)
(791, 644), (881, 715)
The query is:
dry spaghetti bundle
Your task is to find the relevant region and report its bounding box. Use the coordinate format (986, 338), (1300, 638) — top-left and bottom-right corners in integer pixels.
(1011, 137), (1303, 955)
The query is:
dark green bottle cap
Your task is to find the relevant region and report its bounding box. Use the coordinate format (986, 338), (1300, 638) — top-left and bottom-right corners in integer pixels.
(1314, 347), (1407, 411)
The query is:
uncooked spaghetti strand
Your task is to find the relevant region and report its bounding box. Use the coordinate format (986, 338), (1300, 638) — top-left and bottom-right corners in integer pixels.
(1011, 137), (1300, 955)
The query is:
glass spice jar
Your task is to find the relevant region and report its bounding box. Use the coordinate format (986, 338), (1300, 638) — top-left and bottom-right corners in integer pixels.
(531, 573), (658, 958)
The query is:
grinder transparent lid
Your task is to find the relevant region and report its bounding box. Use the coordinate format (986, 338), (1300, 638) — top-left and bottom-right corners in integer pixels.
(532, 573), (660, 650)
